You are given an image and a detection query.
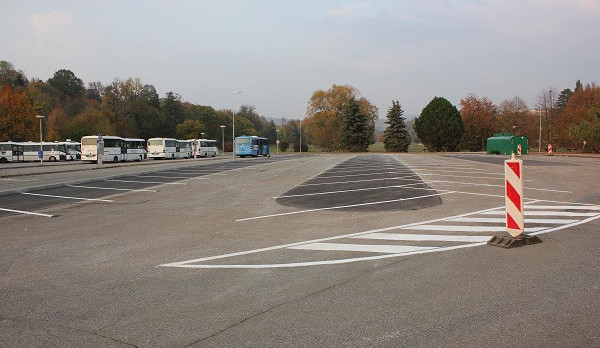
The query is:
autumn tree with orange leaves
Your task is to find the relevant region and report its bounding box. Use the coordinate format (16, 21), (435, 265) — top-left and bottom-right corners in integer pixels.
(458, 94), (497, 151)
(0, 86), (37, 141)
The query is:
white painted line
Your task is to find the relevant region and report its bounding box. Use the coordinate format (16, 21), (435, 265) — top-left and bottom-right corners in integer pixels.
(402, 225), (548, 232)
(189, 177), (211, 180)
(20, 192), (113, 202)
(352, 233), (492, 243)
(159, 204), (523, 269)
(447, 217), (578, 224)
(288, 242), (437, 254)
(525, 205), (600, 210)
(67, 185), (156, 192)
(299, 176), (420, 187)
(135, 175), (194, 179)
(529, 214), (600, 236)
(237, 191), (455, 222)
(480, 210), (599, 217)
(160, 243), (484, 269)
(274, 182), (431, 199)
(105, 179), (187, 185)
(423, 179), (568, 193)
(0, 207), (54, 217)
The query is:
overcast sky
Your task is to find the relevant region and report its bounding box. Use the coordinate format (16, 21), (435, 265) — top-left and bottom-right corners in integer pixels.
(2, 0), (599, 119)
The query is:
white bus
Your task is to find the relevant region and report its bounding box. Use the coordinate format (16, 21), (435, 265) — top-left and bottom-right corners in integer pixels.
(0, 142), (24, 163)
(176, 139), (192, 159)
(192, 139), (218, 157)
(147, 138), (177, 159)
(81, 135), (146, 163)
(123, 138), (147, 161)
(20, 141), (71, 162)
(61, 140), (81, 160)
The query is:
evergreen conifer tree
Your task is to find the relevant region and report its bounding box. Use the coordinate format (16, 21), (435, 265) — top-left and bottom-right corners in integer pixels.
(341, 97), (371, 152)
(414, 96), (463, 152)
(383, 100), (411, 152)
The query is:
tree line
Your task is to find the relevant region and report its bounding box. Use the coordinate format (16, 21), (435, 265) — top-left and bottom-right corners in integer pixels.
(0, 61), (277, 151)
(2, 60), (599, 153)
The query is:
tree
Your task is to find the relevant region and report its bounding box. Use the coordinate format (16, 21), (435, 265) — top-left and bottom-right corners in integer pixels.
(535, 87), (558, 145)
(556, 82), (600, 147)
(383, 100), (411, 152)
(176, 119), (206, 139)
(556, 88), (574, 113)
(341, 97), (372, 152)
(0, 86), (37, 141)
(0, 61), (28, 91)
(458, 94), (496, 151)
(47, 69), (84, 98)
(414, 97), (463, 152)
(304, 84), (377, 151)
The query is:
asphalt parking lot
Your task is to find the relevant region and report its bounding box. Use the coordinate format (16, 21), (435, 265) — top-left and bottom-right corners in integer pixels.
(1, 153), (599, 347)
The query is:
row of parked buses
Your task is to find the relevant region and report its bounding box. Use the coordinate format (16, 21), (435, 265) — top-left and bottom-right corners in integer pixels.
(0, 141), (81, 163)
(1, 135), (270, 164)
(80, 136), (219, 163)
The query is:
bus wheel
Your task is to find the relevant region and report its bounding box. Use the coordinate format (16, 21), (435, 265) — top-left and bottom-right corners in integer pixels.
(113, 156), (119, 163)
(49, 156), (56, 162)
(0, 157), (7, 163)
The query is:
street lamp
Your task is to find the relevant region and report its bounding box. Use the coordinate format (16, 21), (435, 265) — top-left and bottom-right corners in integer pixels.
(232, 91), (242, 161)
(220, 125), (226, 157)
(201, 132), (205, 139)
(276, 129), (279, 155)
(299, 119), (302, 154)
(36, 115), (45, 165)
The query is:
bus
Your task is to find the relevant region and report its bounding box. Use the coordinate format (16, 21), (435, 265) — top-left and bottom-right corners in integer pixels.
(0, 142), (24, 163)
(192, 139), (218, 157)
(81, 135), (146, 163)
(234, 136), (270, 157)
(176, 139), (192, 159)
(148, 138), (178, 159)
(20, 141), (71, 162)
(123, 138), (147, 161)
(62, 140), (81, 160)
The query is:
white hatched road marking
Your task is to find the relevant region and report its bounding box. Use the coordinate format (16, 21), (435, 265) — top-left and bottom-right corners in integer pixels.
(160, 202), (600, 269)
(289, 243), (437, 254)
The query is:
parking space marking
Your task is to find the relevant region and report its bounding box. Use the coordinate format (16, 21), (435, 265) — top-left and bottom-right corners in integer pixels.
(0, 207), (54, 217)
(274, 182), (431, 199)
(105, 179), (188, 185)
(403, 225), (547, 232)
(135, 174), (196, 179)
(67, 184), (156, 192)
(447, 217), (578, 224)
(20, 192), (113, 202)
(237, 191), (455, 222)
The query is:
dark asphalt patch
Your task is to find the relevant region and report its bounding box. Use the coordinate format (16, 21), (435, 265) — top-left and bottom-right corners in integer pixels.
(276, 154), (442, 211)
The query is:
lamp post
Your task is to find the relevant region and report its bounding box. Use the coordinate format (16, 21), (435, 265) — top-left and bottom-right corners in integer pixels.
(201, 132), (205, 139)
(299, 119), (302, 154)
(220, 125), (225, 157)
(232, 91), (242, 161)
(538, 107), (542, 153)
(276, 129), (279, 155)
(36, 115), (45, 165)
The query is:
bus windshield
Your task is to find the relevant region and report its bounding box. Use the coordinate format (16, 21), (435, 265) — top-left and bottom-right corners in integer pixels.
(82, 138), (97, 146)
(148, 139), (163, 146)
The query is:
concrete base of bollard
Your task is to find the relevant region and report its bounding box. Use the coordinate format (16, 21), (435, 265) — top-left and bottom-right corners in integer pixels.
(487, 234), (542, 249)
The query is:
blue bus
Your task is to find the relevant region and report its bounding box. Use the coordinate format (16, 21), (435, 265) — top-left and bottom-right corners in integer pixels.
(234, 136), (270, 157)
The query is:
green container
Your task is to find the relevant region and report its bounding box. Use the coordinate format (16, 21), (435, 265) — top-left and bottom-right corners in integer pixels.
(487, 133), (528, 155)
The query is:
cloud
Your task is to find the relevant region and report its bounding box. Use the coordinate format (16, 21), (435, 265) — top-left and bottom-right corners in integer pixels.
(30, 10), (75, 47)
(326, 2), (374, 19)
